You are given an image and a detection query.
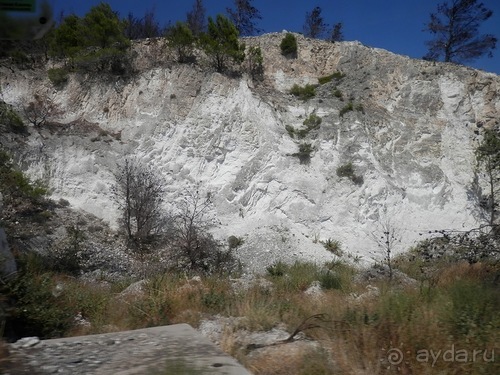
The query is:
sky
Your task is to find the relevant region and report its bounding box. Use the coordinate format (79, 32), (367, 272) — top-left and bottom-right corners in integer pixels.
(50, 0), (500, 75)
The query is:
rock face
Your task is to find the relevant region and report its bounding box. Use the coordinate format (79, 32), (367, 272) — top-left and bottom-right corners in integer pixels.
(1, 33), (499, 270)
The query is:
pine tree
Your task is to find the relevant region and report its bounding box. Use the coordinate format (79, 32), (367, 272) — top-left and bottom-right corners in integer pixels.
(124, 8), (162, 40)
(200, 15), (245, 73)
(246, 45), (263, 80)
(186, 0), (207, 36)
(226, 0), (262, 36)
(82, 3), (129, 50)
(424, 0), (497, 63)
(303, 6), (328, 39)
(166, 22), (195, 63)
(50, 14), (85, 60)
(330, 22), (344, 42)
(49, 3), (130, 73)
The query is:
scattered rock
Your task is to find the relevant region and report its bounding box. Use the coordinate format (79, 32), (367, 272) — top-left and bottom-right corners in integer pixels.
(116, 279), (147, 300)
(12, 337), (40, 349)
(349, 284), (380, 304)
(304, 280), (324, 300)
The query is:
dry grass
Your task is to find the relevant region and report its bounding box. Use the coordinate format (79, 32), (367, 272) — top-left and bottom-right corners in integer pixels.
(2, 255), (499, 375)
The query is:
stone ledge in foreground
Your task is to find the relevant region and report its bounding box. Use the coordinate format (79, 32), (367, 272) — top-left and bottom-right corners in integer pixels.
(9, 323), (252, 375)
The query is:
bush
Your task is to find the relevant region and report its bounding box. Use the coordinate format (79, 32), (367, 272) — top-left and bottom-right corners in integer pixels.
(332, 88), (343, 99)
(297, 128), (309, 139)
(336, 163), (355, 178)
(336, 162), (363, 185)
(340, 101), (364, 117)
(285, 124), (296, 138)
(318, 71), (345, 85)
(290, 84), (317, 101)
(445, 280), (499, 340)
(277, 261), (321, 292)
(355, 103), (364, 113)
(74, 48), (133, 75)
(339, 102), (354, 117)
(293, 142), (314, 164)
(166, 21), (195, 63)
(47, 68), (69, 87)
(228, 235), (244, 249)
(1, 254), (73, 338)
(0, 149), (47, 202)
(199, 15), (245, 73)
(9, 49), (30, 68)
(292, 114), (322, 139)
(0, 101), (27, 134)
(48, 225), (88, 275)
(247, 45), (264, 80)
(303, 113), (322, 130)
(280, 33), (298, 57)
(318, 270), (342, 290)
(266, 261), (289, 277)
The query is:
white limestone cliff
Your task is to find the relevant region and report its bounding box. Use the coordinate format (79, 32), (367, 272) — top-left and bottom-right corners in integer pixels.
(1, 33), (499, 270)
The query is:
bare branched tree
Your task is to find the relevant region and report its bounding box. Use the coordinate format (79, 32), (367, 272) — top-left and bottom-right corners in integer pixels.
(170, 190), (239, 275)
(112, 158), (165, 250)
(371, 219), (401, 281)
(23, 93), (61, 127)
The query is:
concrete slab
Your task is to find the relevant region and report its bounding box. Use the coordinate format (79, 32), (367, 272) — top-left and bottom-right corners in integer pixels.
(16, 324), (252, 375)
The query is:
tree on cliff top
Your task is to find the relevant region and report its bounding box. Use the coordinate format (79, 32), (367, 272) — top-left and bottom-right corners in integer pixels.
(50, 3), (130, 73)
(166, 21), (196, 63)
(424, 0), (497, 63)
(303, 6), (329, 39)
(226, 0), (262, 36)
(124, 8), (163, 39)
(186, 0), (207, 36)
(200, 15), (245, 73)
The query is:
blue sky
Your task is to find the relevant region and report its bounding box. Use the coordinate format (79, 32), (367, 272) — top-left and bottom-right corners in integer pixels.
(53, 0), (500, 74)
